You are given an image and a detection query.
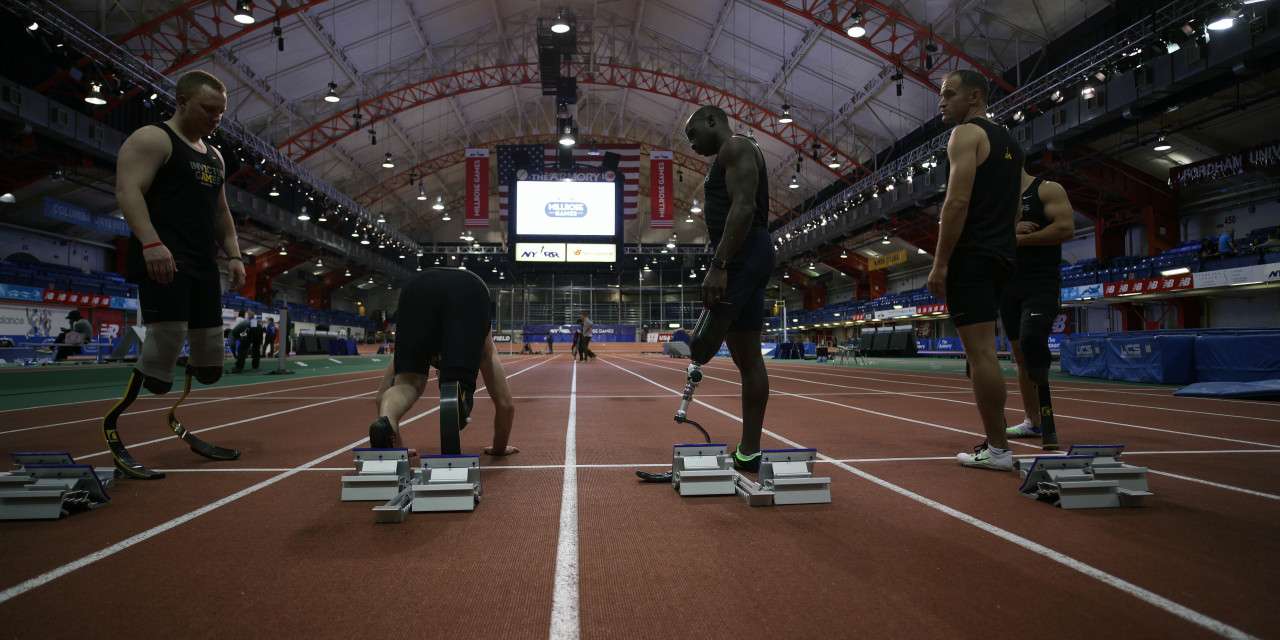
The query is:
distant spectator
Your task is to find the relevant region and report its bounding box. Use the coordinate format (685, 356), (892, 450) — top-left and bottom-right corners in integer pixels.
(55, 309), (93, 360)
(1218, 227), (1235, 255)
(545, 331), (554, 354)
(1257, 228), (1280, 251)
(672, 327), (691, 344)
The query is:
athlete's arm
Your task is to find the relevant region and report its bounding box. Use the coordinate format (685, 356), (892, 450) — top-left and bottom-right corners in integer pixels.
(479, 336), (518, 456)
(208, 147), (245, 288)
(926, 124), (982, 298)
(1017, 181), (1075, 246)
(934, 123), (982, 267)
(712, 137), (761, 267)
(116, 126), (175, 282)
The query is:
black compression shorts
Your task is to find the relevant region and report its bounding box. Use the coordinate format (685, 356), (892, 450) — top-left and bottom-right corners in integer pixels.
(945, 252), (1010, 328)
(718, 230), (776, 332)
(137, 272), (222, 329)
(393, 268), (492, 384)
(999, 280), (1060, 341)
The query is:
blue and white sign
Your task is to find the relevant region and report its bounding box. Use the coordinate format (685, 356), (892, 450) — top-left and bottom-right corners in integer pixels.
(1060, 283), (1103, 301)
(0, 284), (46, 302)
(43, 197), (130, 237)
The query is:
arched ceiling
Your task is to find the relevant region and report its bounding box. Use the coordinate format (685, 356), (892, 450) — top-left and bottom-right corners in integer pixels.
(63, 0), (1111, 245)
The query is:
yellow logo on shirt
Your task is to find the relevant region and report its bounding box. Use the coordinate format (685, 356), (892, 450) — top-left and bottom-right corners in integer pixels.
(1003, 149), (1013, 160)
(189, 160), (223, 189)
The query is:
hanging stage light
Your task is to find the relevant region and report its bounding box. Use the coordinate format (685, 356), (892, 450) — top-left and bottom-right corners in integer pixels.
(324, 81), (340, 103)
(382, 153), (394, 169)
(559, 125), (576, 147)
(84, 82), (107, 105)
(417, 183), (428, 201)
(550, 9), (572, 34)
(789, 174), (800, 189)
(846, 13), (866, 38)
(233, 1), (255, 25)
(778, 104), (794, 124)
(433, 195), (445, 211)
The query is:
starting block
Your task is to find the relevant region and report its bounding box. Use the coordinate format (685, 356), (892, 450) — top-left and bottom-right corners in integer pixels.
(735, 449), (832, 506)
(340, 448), (412, 502)
(0, 451), (115, 520)
(671, 444), (736, 496)
(372, 454), (483, 524)
(1015, 444), (1151, 509)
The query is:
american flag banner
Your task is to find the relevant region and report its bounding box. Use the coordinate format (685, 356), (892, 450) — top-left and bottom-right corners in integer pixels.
(497, 143), (641, 220)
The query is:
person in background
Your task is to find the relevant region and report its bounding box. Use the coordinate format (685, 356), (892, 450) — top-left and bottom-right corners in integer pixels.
(263, 317), (277, 358)
(1218, 226), (1235, 256)
(546, 330), (554, 354)
(55, 309), (94, 360)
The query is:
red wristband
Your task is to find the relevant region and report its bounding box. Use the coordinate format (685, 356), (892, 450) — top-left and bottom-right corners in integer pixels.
(142, 241), (163, 250)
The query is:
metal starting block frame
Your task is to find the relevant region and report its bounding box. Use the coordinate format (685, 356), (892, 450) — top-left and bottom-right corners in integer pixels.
(736, 449), (832, 506)
(1, 451), (115, 520)
(667, 445), (832, 507)
(373, 454), (483, 524)
(1015, 444), (1152, 509)
(671, 444), (736, 496)
(340, 448), (412, 502)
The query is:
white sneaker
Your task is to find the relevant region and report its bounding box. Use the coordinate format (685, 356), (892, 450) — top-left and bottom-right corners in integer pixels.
(1005, 419), (1042, 438)
(957, 443), (1014, 471)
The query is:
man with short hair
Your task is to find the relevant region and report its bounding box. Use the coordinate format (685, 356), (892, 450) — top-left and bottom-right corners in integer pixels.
(927, 69), (1025, 471)
(106, 70), (245, 479)
(677, 105), (774, 472)
(1002, 169), (1075, 450)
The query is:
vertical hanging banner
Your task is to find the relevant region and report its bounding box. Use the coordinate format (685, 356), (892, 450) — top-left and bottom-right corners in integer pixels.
(650, 150), (674, 228)
(465, 148), (490, 228)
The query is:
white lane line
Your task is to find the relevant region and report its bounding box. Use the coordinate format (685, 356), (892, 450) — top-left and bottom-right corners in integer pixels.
(147, 449), (1280, 474)
(601, 358), (1257, 640)
(0, 375), (382, 437)
(0, 356), (557, 606)
(548, 360), (580, 640)
(1145, 470), (1280, 501)
(698, 362), (1280, 450)
(0, 367), (385, 415)
(622, 357), (1280, 503)
(328, 358), (343, 364)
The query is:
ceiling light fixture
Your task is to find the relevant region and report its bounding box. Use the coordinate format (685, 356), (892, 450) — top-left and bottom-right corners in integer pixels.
(84, 82), (107, 106)
(778, 104), (793, 124)
(382, 152), (394, 169)
(550, 9), (571, 34)
(559, 125), (576, 147)
(847, 13), (866, 38)
(433, 194), (445, 211)
(233, 1), (255, 25)
(323, 81), (340, 103)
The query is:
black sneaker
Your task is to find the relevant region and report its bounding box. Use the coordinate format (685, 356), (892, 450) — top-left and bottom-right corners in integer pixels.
(731, 445), (762, 473)
(368, 416), (401, 448)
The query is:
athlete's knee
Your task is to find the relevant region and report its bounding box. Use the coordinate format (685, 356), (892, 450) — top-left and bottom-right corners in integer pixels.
(188, 364), (222, 385)
(134, 368), (173, 395)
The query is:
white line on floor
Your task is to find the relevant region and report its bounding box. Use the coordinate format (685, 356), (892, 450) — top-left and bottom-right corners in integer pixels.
(548, 359), (580, 640)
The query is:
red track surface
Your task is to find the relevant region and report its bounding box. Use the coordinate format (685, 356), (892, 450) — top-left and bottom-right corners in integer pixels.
(1, 355), (1277, 638)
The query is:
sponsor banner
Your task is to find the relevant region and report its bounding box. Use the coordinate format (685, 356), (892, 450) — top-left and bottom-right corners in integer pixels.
(42, 197), (130, 237)
(464, 148), (490, 228)
(0, 283), (45, 303)
(873, 306), (916, 320)
(1170, 138), (1280, 190)
(1103, 274), (1195, 297)
(524, 323), (636, 343)
(514, 242), (566, 263)
(42, 290), (111, 307)
(492, 334), (513, 343)
(0, 302), (76, 338)
(916, 303), (948, 315)
(1193, 263), (1280, 289)
(1061, 283), (1103, 301)
(96, 309), (125, 342)
(867, 249), (908, 271)
(565, 243), (616, 263)
(110, 296), (139, 310)
(650, 150), (674, 228)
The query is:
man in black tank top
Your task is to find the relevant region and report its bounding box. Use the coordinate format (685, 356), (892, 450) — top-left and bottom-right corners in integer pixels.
(1001, 170), (1075, 450)
(930, 70), (1025, 471)
(652, 105), (774, 475)
(104, 71), (246, 479)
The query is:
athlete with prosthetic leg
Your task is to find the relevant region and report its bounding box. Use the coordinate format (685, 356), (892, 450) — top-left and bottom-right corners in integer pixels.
(369, 267), (518, 457)
(107, 71), (244, 479)
(637, 105), (774, 482)
(1002, 170), (1074, 450)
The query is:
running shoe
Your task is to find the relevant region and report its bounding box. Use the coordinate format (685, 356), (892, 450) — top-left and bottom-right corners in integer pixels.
(1005, 419), (1042, 438)
(957, 442), (1013, 471)
(731, 445), (762, 473)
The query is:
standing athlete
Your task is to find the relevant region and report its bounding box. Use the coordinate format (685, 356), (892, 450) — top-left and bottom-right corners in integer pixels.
(927, 70), (1025, 471)
(1003, 170), (1074, 449)
(650, 105), (774, 475)
(106, 70), (245, 479)
(369, 267), (518, 457)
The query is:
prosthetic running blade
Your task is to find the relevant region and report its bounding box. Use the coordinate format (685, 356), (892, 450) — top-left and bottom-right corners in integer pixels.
(167, 374), (240, 460)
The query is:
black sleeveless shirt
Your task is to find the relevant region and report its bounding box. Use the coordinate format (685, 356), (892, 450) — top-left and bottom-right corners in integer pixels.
(703, 135), (770, 246)
(1014, 177), (1062, 285)
(954, 118), (1023, 264)
(127, 122), (224, 282)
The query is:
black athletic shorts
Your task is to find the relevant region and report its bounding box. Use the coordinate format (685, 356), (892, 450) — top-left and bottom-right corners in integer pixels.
(945, 252), (1010, 328)
(137, 273), (222, 329)
(999, 279), (1060, 341)
(718, 230), (776, 332)
(393, 268), (492, 382)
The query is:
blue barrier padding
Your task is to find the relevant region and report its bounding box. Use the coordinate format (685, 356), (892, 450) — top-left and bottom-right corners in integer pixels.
(1047, 334), (1063, 353)
(915, 338), (932, 352)
(1103, 335), (1196, 384)
(933, 337), (962, 352)
(1060, 335), (1108, 378)
(1174, 380), (1280, 399)
(1194, 334), (1280, 382)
